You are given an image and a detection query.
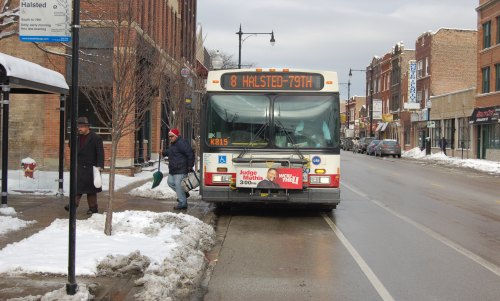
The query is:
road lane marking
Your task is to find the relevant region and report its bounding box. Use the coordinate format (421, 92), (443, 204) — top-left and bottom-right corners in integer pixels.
(342, 182), (500, 278)
(431, 183), (444, 188)
(322, 213), (395, 301)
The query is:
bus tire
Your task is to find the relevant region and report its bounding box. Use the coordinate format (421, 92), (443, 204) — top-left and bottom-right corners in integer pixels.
(317, 204), (337, 212)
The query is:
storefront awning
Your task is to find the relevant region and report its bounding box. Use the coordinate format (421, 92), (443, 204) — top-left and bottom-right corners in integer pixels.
(375, 123), (383, 132)
(470, 106), (499, 124)
(381, 122), (389, 131)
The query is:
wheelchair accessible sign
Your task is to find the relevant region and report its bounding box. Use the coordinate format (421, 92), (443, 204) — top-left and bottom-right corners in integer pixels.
(19, 0), (72, 43)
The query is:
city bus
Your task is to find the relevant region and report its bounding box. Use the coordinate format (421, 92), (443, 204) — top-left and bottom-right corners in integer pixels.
(200, 68), (340, 210)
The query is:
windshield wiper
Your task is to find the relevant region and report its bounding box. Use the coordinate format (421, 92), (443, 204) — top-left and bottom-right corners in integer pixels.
(275, 119), (305, 161)
(236, 120), (270, 159)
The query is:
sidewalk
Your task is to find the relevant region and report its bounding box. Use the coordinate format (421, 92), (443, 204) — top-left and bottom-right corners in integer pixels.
(0, 177), (214, 300)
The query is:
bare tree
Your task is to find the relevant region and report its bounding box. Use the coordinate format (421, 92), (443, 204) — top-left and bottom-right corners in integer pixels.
(0, 0), (19, 39)
(207, 49), (256, 69)
(80, 0), (168, 235)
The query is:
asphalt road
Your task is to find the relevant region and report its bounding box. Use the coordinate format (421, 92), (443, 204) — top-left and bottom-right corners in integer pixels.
(204, 151), (500, 301)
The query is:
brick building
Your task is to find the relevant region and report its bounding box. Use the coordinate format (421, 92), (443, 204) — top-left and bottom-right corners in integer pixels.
(346, 96), (366, 137)
(364, 44), (415, 144)
(412, 28), (477, 150)
(0, 0), (201, 174)
(475, 0), (500, 161)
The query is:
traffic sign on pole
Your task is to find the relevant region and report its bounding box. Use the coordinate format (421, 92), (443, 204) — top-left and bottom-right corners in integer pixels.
(19, 0), (71, 43)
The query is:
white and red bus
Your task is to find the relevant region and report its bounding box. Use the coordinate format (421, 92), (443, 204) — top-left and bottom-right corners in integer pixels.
(200, 68), (340, 210)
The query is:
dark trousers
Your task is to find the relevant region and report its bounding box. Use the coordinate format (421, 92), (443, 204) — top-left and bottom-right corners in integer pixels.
(76, 193), (98, 210)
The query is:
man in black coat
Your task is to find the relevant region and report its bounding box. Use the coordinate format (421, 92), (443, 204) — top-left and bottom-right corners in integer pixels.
(164, 128), (194, 210)
(65, 117), (105, 214)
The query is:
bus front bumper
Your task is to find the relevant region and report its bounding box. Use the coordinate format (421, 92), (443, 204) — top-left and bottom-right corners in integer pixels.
(201, 186), (340, 205)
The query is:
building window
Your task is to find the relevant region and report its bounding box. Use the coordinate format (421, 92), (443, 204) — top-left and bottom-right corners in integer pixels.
(483, 21), (491, 49)
(496, 64), (500, 91)
(482, 67), (490, 93)
(497, 16), (500, 44)
(431, 121), (441, 148)
(424, 57), (428, 76)
(443, 118), (455, 149)
(458, 117), (470, 149)
(417, 60), (423, 78)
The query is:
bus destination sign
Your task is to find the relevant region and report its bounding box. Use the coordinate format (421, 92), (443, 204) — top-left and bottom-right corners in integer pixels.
(221, 72), (324, 91)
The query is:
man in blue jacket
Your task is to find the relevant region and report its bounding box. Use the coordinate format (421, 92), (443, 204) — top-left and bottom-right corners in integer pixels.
(165, 128), (194, 210)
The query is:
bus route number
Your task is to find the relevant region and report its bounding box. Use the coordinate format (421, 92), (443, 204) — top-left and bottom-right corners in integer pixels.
(209, 138), (229, 146)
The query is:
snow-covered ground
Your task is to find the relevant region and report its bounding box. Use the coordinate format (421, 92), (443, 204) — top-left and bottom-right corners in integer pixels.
(130, 176), (201, 200)
(402, 147), (500, 175)
(2, 162), (169, 196)
(0, 207), (36, 236)
(0, 210), (214, 300)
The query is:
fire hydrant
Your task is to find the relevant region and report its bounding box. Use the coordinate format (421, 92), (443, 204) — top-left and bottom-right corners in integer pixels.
(21, 157), (37, 179)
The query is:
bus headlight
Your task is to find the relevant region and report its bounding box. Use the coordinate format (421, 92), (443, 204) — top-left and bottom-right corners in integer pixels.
(212, 174), (233, 183)
(309, 176), (331, 185)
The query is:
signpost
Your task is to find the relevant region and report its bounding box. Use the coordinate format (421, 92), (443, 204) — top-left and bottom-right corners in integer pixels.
(19, 0), (71, 42)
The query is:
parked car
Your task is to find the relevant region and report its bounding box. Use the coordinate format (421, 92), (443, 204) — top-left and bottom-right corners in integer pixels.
(375, 139), (402, 158)
(366, 140), (381, 156)
(343, 137), (354, 151)
(358, 137), (375, 153)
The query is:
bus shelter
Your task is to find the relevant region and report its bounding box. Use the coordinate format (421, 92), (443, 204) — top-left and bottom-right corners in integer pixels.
(0, 52), (69, 205)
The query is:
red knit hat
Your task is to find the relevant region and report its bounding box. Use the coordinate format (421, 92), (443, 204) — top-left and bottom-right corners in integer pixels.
(169, 128), (180, 137)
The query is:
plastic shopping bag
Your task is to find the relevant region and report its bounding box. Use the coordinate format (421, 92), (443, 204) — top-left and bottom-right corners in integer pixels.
(93, 166), (102, 189)
(181, 171), (200, 192)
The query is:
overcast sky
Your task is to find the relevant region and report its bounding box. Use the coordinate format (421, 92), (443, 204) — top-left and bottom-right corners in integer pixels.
(197, 0), (477, 99)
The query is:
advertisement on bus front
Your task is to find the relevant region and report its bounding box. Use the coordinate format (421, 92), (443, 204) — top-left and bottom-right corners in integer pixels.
(236, 167), (303, 189)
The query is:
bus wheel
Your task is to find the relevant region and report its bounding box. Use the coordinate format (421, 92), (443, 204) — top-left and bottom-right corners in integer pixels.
(215, 202), (231, 212)
(318, 204), (337, 212)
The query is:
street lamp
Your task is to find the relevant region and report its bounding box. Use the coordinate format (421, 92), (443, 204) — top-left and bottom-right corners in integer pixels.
(236, 24), (276, 69)
(349, 68), (374, 137)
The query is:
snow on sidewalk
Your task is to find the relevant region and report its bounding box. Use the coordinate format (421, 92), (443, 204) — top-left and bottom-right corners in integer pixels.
(0, 210), (214, 300)
(402, 147), (500, 174)
(3, 162), (169, 196)
(0, 207), (36, 236)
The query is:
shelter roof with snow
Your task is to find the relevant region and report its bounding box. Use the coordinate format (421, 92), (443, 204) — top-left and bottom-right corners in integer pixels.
(0, 52), (69, 95)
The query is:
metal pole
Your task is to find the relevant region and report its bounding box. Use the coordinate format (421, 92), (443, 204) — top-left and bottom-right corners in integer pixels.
(347, 78), (351, 126)
(369, 68), (374, 137)
(58, 95), (65, 196)
(237, 24), (242, 69)
(66, 0), (80, 295)
(1, 85), (10, 206)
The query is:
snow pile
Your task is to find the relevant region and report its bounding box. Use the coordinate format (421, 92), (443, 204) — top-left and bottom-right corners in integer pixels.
(0, 207), (36, 236)
(403, 147), (500, 174)
(9, 284), (92, 301)
(0, 206), (17, 216)
(130, 177), (200, 200)
(0, 211), (214, 300)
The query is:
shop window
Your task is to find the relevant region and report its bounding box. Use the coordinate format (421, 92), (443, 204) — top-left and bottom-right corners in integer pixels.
(483, 21), (491, 49)
(431, 121), (441, 147)
(458, 118), (470, 149)
(485, 123), (500, 149)
(417, 60), (423, 78)
(404, 126), (410, 145)
(443, 119), (455, 149)
(482, 67), (490, 93)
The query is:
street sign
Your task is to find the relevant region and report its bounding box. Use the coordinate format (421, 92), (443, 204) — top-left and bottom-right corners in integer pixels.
(427, 121), (435, 128)
(180, 67), (190, 78)
(19, 0), (71, 42)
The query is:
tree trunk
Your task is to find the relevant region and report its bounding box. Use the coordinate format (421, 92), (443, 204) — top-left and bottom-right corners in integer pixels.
(104, 136), (118, 235)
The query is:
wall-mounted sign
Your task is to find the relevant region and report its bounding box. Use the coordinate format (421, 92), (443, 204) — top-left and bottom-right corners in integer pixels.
(372, 99), (382, 120)
(19, 0), (71, 42)
(470, 106), (499, 124)
(408, 60), (417, 103)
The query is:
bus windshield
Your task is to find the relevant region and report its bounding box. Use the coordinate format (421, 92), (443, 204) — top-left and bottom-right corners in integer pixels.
(274, 95), (339, 148)
(205, 93), (339, 148)
(206, 94), (270, 147)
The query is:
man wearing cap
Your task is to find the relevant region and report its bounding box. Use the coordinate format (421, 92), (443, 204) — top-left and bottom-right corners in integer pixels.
(65, 117), (105, 214)
(164, 128), (194, 210)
